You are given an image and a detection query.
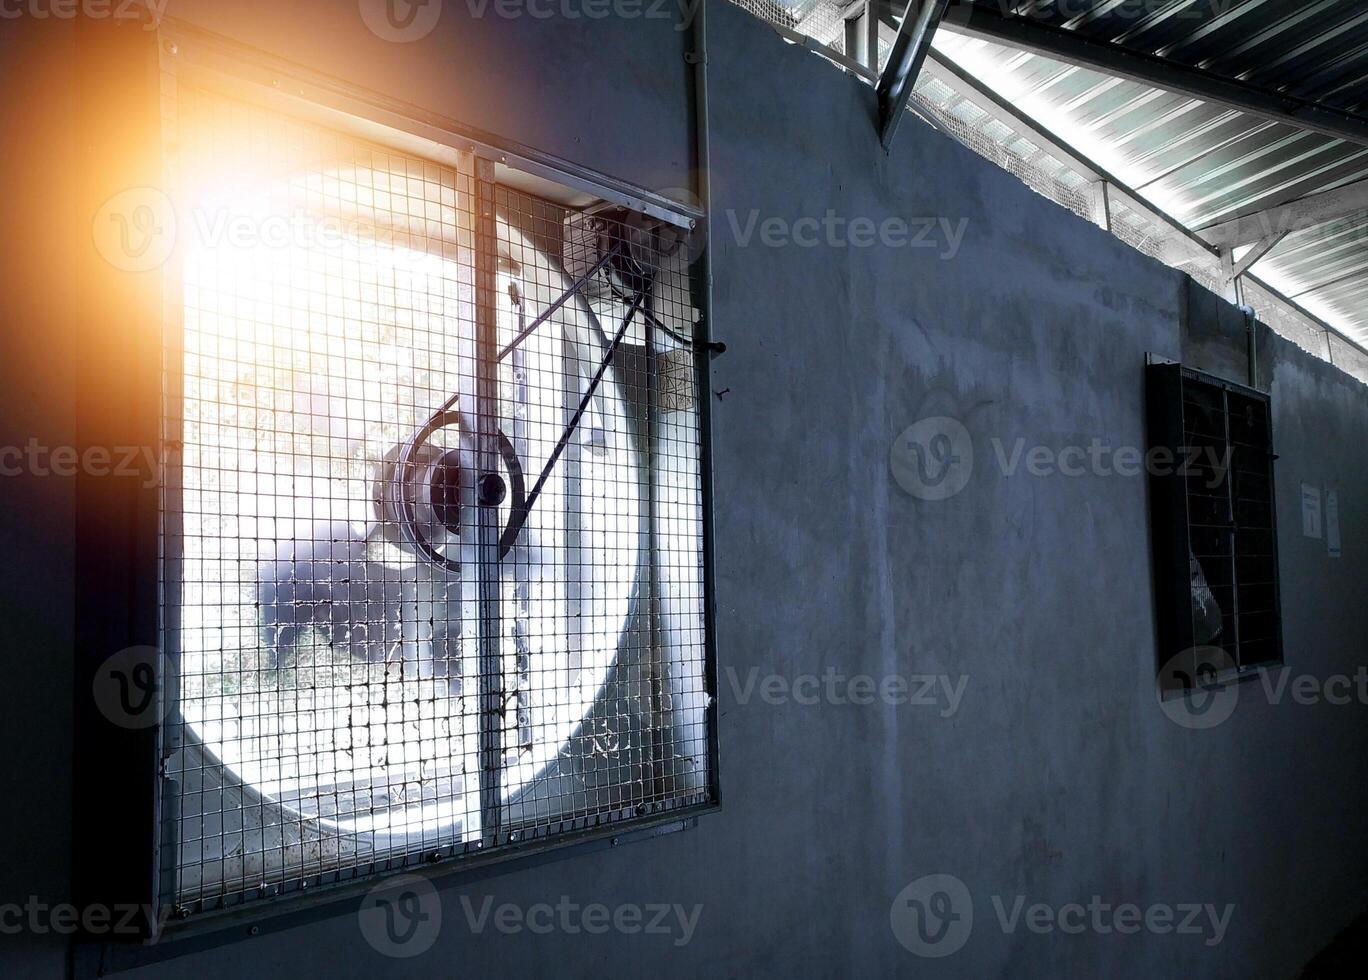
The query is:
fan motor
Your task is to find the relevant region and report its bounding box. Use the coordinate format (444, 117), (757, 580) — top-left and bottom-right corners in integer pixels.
(373, 414), (526, 570)
(372, 442), (461, 555)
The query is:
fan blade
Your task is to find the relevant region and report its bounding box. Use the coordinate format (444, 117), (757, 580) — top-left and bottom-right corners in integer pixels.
(257, 521), (463, 689)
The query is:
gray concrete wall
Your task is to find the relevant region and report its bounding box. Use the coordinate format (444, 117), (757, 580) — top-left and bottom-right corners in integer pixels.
(2, 1), (1365, 977)
(163, 0), (696, 197)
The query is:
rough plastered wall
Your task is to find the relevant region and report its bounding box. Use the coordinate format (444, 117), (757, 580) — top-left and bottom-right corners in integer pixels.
(2, 2), (1365, 978)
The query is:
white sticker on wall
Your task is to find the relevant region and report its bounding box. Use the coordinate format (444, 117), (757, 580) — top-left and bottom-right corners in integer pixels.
(1302, 484), (1323, 539)
(1326, 490), (1342, 558)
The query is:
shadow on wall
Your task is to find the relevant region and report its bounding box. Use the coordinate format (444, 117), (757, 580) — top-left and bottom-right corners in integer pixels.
(1301, 911), (1368, 979)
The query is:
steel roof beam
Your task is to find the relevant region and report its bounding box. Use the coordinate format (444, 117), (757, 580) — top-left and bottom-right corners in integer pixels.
(1196, 176), (1368, 249)
(939, 0), (1368, 148)
(1232, 232), (1289, 280)
(858, 8), (1368, 356)
(877, 0), (952, 149)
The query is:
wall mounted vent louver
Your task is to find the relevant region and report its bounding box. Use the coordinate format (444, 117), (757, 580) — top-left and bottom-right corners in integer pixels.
(159, 86), (716, 915)
(1146, 360), (1283, 691)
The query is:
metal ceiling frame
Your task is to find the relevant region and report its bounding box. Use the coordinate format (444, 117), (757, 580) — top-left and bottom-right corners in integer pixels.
(938, 0), (1368, 148)
(915, 48), (1368, 360)
(1197, 175), (1368, 249)
(876, 0), (952, 148)
(754, 3), (1368, 361)
(1229, 232), (1288, 279)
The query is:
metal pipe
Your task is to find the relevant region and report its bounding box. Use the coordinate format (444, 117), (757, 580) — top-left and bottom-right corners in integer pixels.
(876, 0), (952, 149)
(690, 0), (722, 809)
(473, 156), (504, 845)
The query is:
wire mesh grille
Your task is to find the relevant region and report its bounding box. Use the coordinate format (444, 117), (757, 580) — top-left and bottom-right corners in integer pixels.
(161, 86), (712, 914)
(1177, 375), (1280, 668)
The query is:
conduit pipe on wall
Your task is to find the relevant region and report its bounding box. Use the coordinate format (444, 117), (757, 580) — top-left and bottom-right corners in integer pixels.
(689, 0), (722, 802)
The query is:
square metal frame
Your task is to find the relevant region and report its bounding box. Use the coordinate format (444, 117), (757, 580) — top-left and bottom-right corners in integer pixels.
(72, 18), (720, 972)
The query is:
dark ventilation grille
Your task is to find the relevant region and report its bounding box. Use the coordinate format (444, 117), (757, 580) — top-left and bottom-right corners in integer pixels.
(1146, 361), (1283, 688)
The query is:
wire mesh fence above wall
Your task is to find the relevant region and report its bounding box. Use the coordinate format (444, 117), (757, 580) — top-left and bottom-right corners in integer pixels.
(723, 0), (1368, 387)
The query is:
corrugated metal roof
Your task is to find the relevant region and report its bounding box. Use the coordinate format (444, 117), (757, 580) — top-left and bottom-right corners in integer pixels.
(937, 0), (1368, 346)
(997, 0), (1368, 120)
(743, 0), (1368, 355)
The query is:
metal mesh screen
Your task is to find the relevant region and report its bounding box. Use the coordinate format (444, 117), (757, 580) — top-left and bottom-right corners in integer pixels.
(1241, 279), (1335, 364)
(1328, 333), (1368, 383)
(490, 186), (710, 833)
(910, 76), (1098, 224)
(787, 0), (848, 52)
(727, 0), (799, 32)
(161, 86), (712, 915)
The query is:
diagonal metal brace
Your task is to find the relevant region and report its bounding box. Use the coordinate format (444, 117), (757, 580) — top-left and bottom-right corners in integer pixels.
(496, 240), (622, 363)
(876, 0), (951, 150)
(504, 292), (644, 544)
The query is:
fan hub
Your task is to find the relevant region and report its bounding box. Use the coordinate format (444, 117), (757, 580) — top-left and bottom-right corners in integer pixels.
(478, 472), (507, 508)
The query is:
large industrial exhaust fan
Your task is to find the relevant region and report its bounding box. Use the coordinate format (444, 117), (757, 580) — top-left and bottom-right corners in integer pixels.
(162, 85), (712, 912)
